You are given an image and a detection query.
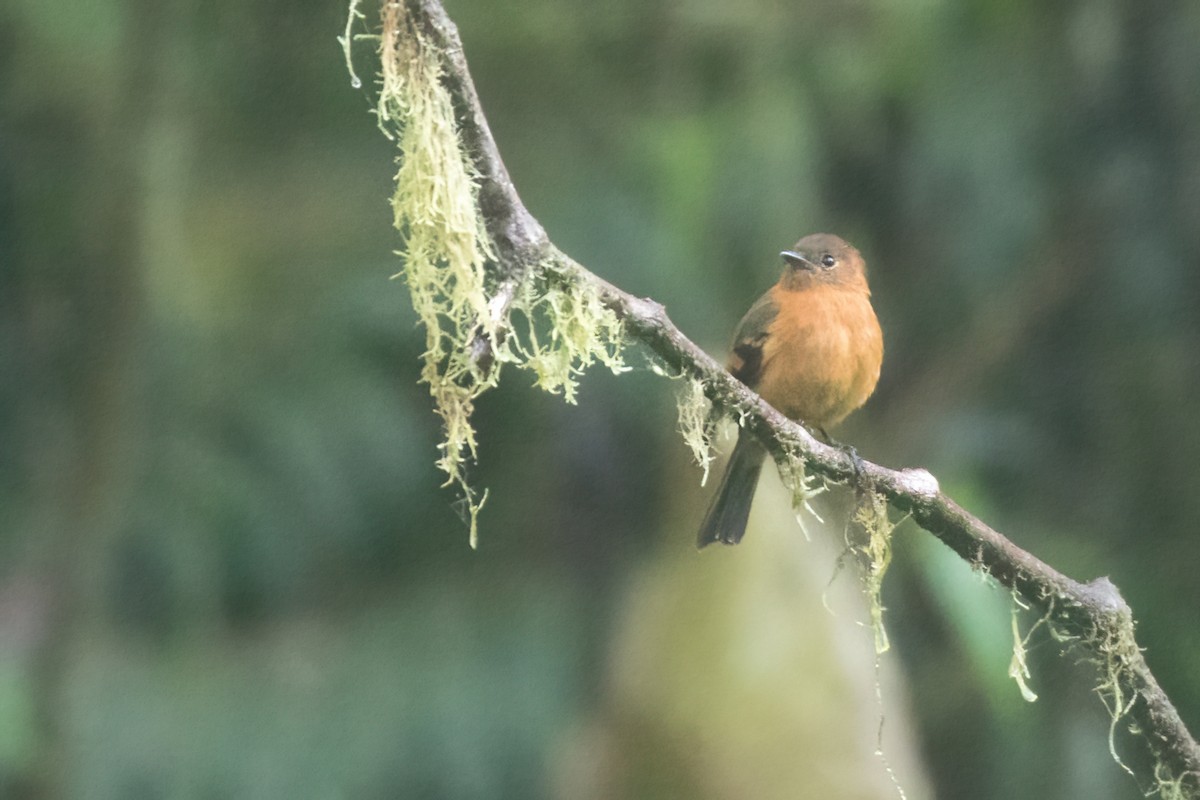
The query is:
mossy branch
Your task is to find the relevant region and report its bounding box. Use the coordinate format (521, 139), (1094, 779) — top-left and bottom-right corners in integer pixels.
(362, 0), (1200, 794)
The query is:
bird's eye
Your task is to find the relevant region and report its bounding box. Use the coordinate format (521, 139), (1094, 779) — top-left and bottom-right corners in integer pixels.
(821, 254), (836, 268)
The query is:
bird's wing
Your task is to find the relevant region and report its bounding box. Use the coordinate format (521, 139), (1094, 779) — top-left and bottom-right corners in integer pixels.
(727, 291), (778, 389)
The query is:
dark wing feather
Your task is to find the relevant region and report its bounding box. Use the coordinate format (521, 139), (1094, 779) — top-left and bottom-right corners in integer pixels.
(727, 291), (777, 389)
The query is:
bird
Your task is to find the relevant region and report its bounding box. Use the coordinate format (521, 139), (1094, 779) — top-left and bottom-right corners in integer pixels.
(697, 233), (883, 548)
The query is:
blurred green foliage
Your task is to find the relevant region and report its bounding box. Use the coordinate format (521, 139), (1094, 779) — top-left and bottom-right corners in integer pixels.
(3, 0), (1200, 798)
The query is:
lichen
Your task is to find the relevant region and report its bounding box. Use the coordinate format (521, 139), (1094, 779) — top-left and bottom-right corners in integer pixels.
(344, 4), (636, 546)
(775, 445), (827, 540)
(1007, 592), (1050, 703)
(854, 496), (907, 799)
(1006, 586), (1196, 793)
(675, 377), (716, 486)
(370, 2), (499, 546)
(873, 655), (909, 800)
(1090, 609), (1140, 780)
(338, 0), (366, 90)
(1151, 763), (1188, 799)
(851, 490), (896, 655)
(510, 273), (627, 403)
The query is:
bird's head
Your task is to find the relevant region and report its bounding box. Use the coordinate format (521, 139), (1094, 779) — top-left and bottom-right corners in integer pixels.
(779, 233), (868, 291)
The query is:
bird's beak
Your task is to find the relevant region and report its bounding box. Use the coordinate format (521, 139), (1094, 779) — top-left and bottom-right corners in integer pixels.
(780, 250), (815, 270)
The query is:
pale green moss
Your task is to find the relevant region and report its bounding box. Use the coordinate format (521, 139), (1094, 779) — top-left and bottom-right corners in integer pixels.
(348, 4), (633, 545)
(511, 274), (627, 403)
(872, 654), (910, 800)
(775, 447), (827, 540)
(675, 377), (715, 485)
(1007, 593), (1049, 703)
(1152, 763), (1188, 800)
(1008, 589), (1193, 792)
(338, 0), (366, 90)
(1091, 611), (1140, 780)
(851, 490), (896, 655)
(372, 3), (498, 546)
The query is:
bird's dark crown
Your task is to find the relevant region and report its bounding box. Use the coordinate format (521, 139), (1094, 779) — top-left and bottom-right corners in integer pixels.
(779, 233), (867, 290)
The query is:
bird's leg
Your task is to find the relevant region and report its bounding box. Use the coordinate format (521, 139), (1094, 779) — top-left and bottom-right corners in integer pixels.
(815, 427), (871, 495)
(841, 444), (871, 496)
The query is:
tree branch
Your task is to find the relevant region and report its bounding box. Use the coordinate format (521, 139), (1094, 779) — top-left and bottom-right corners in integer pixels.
(390, 0), (1200, 793)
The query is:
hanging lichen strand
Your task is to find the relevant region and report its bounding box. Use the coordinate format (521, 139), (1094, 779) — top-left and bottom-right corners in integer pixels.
(510, 267), (627, 405)
(377, 1), (497, 545)
(675, 376), (716, 487)
(365, 3), (630, 546)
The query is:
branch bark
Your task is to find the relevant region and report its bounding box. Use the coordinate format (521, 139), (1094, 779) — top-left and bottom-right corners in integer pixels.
(391, 0), (1200, 793)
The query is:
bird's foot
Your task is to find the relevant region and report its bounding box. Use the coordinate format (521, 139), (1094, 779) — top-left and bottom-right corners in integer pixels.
(814, 427), (872, 493)
(841, 443), (872, 495)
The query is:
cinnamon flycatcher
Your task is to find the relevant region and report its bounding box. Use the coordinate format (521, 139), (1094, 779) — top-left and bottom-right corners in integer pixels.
(698, 233), (883, 547)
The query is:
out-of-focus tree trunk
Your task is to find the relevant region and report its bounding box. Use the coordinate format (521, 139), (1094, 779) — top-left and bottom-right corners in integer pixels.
(22, 2), (175, 795)
(554, 470), (932, 800)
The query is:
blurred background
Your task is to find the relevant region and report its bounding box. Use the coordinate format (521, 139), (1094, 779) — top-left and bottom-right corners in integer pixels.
(3, 0), (1200, 797)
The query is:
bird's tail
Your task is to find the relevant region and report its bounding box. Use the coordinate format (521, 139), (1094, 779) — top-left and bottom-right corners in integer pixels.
(697, 429), (766, 547)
